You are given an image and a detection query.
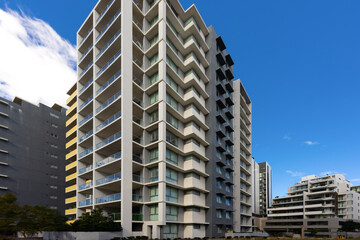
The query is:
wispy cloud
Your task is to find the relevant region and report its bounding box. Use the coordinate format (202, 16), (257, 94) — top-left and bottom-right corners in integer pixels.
(286, 170), (304, 177)
(283, 134), (291, 141)
(304, 141), (319, 146)
(350, 179), (360, 183)
(0, 8), (76, 107)
(320, 171), (338, 177)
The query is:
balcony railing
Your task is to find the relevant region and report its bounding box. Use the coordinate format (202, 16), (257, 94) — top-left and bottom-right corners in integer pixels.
(133, 194), (142, 202)
(79, 113), (93, 126)
(111, 212), (121, 221)
(96, 112), (121, 132)
(96, 91), (121, 113)
(79, 61), (93, 78)
(133, 36), (143, 50)
(133, 17), (143, 30)
(97, 172), (121, 185)
(96, 50), (121, 77)
(79, 181), (93, 191)
(96, 71), (121, 96)
(133, 0), (143, 10)
(96, 132), (121, 149)
(132, 213), (143, 221)
(96, 30), (121, 60)
(79, 164), (93, 175)
(96, 152), (121, 168)
(96, 0), (115, 24)
(79, 199), (93, 207)
(79, 79), (93, 95)
(96, 10), (121, 41)
(79, 129), (93, 142)
(133, 174), (142, 183)
(79, 147), (93, 158)
(79, 44), (93, 62)
(96, 193), (121, 204)
(133, 155), (142, 164)
(79, 96), (93, 110)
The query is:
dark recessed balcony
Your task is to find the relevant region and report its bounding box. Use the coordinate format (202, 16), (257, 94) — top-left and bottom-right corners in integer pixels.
(216, 113), (226, 124)
(216, 129), (226, 138)
(216, 68), (226, 81)
(225, 139), (234, 146)
(225, 82), (234, 93)
(216, 82), (226, 94)
(216, 145), (226, 153)
(225, 124), (234, 132)
(225, 110), (234, 119)
(216, 53), (226, 66)
(216, 36), (226, 51)
(225, 69), (234, 80)
(216, 99), (226, 109)
(225, 97), (234, 106)
(225, 54), (234, 66)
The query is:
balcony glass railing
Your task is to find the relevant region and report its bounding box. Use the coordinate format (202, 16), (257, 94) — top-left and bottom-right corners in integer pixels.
(79, 181), (93, 190)
(79, 113), (93, 126)
(96, 112), (121, 132)
(133, 17), (143, 30)
(79, 79), (93, 95)
(133, 56), (143, 68)
(79, 130), (93, 142)
(96, 91), (121, 113)
(96, 71), (121, 96)
(79, 29), (92, 46)
(96, 193), (121, 204)
(133, 155), (142, 164)
(79, 96), (93, 110)
(96, 0), (115, 23)
(133, 76), (143, 88)
(96, 172), (121, 185)
(133, 36), (143, 49)
(96, 132), (121, 149)
(96, 50), (121, 77)
(96, 30), (122, 60)
(96, 152), (121, 168)
(79, 44), (93, 62)
(133, 174), (142, 183)
(96, 10), (121, 41)
(133, 0), (143, 10)
(79, 147), (93, 158)
(111, 212), (121, 221)
(79, 164), (93, 175)
(132, 214), (143, 221)
(133, 194), (142, 202)
(79, 61), (93, 78)
(79, 199), (93, 206)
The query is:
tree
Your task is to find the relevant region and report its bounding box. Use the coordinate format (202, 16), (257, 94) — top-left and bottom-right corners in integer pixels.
(340, 220), (360, 232)
(70, 207), (122, 232)
(0, 193), (20, 235)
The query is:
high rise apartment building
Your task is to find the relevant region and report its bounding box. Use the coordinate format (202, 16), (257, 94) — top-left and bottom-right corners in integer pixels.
(264, 174), (359, 236)
(259, 162), (272, 216)
(233, 80), (252, 233)
(0, 97), (67, 214)
(65, 0), (251, 238)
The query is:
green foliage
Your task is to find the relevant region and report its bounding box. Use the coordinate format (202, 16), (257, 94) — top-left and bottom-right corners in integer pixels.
(341, 220), (360, 232)
(0, 193), (19, 235)
(70, 207), (122, 232)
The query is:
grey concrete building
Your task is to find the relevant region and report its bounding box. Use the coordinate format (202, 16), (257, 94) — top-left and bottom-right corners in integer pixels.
(259, 161), (272, 216)
(0, 96), (67, 214)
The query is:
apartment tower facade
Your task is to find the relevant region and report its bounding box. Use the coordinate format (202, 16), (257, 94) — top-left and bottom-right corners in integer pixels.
(233, 80), (253, 233)
(65, 0), (250, 238)
(0, 97), (67, 214)
(259, 161), (272, 216)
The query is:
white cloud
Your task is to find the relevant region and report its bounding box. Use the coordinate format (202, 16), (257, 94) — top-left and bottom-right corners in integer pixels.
(283, 134), (291, 141)
(304, 141), (319, 146)
(0, 8), (76, 107)
(320, 171), (337, 177)
(286, 170), (304, 177)
(350, 179), (360, 183)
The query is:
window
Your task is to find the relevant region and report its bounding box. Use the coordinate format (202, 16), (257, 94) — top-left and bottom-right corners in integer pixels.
(225, 171), (230, 179)
(50, 154), (58, 159)
(50, 144), (58, 149)
(167, 38), (178, 54)
(185, 172), (200, 179)
(166, 112), (178, 129)
(217, 225), (222, 233)
(216, 150), (222, 159)
(50, 113), (59, 119)
(150, 186), (158, 201)
(225, 184), (231, 192)
(149, 111), (158, 123)
(184, 155), (200, 163)
(50, 175), (58, 179)
(226, 211), (231, 219)
(149, 168), (159, 182)
(150, 204), (158, 220)
(163, 224), (178, 239)
(216, 210), (222, 218)
(166, 56), (178, 73)
(149, 53), (159, 66)
(216, 165), (222, 174)
(185, 190), (200, 196)
(150, 148), (158, 162)
(149, 130), (158, 143)
(166, 205), (178, 221)
(49, 185), (57, 189)
(226, 198), (231, 206)
(166, 74), (178, 91)
(186, 207), (200, 212)
(49, 206), (58, 210)
(149, 34), (158, 47)
(149, 92), (158, 105)
(166, 131), (178, 147)
(193, 224), (201, 229)
(166, 168), (178, 184)
(49, 195), (57, 200)
(166, 93), (178, 110)
(216, 180), (222, 189)
(50, 165), (58, 169)
(149, 72), (159, 85)
(216, 195), (222, 204)
(166, 149), (178, 165)
(51, 123), (58, 128)
(166, 187), (178, 203)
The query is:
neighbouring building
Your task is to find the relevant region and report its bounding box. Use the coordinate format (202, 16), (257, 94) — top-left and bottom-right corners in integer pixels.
(65, 0), (252, 238)
(351, 185), (360, 193)
(0, 96), (67, 214)
(233, 79), (253, 233)
(264, 174), (360, 237)
(252, 160), (260, 215)
(259, 161), (272, 216)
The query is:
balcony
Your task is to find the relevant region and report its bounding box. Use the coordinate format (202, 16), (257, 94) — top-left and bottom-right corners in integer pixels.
(97, 30), (121, 60)
(79, 61), (93, 78)
(79, 44), (93, 64)
(79, 79), (93, 95)
(96, 132), (121, 150)
(96, 152), (121, 168)
(65, 161), (77, 171)
(66, 184), (76, 193)
(96, 10), (121, 42)
(96, 111), (121, 133)
(96, 91), (121, 115)
(79, 96), (93, 111)
(65, 208), (76, 215)
(66, 172), (76, 182)
(96, 50), (121, 78)
(79, 130), (93, 143)
(79, 164), (93, 175)
(79, 147), (93, 159)
(66, 149), (77, 160)
(79, 181), (93, 191)
(96, 0), (116, 24)
(96, 71), (121, 97)
(96, 193), (121, 204)
(96, 172), (121, 186)
(79, 199), (93, 207)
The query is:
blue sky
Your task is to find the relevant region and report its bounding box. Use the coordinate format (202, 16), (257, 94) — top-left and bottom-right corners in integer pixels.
(1, 0), (359, 197)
